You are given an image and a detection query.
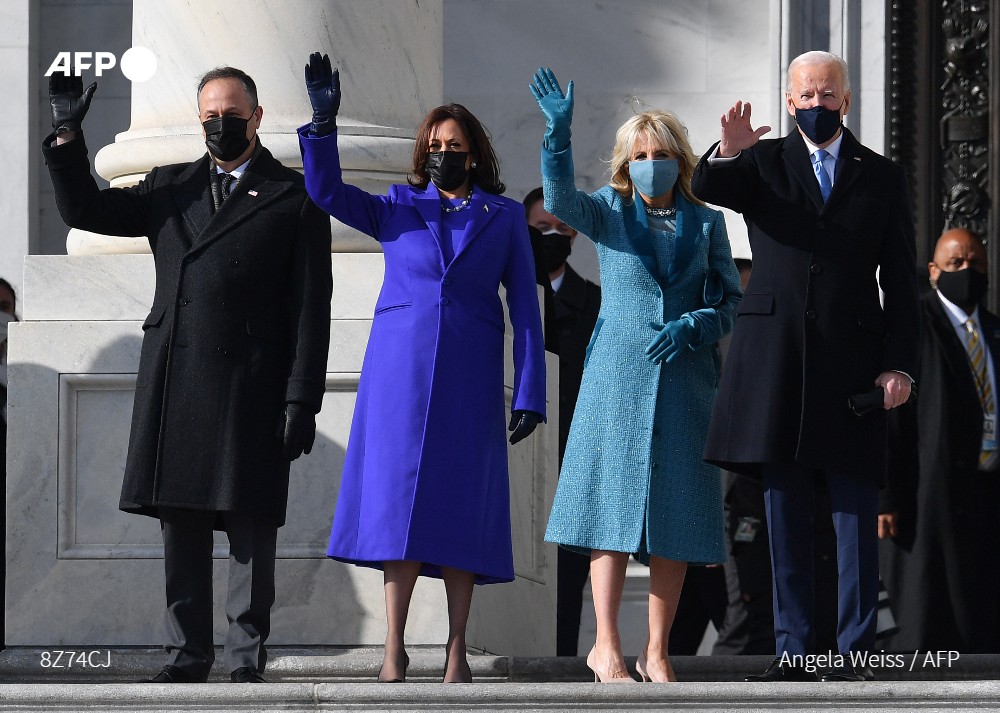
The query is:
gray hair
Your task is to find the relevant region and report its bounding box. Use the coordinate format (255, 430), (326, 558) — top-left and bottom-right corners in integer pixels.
(785, 51), (850, 93)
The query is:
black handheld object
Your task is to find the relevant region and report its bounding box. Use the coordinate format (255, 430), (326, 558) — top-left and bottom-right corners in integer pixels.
(848, 388), (885, 417)
(848, 384), (917, 417)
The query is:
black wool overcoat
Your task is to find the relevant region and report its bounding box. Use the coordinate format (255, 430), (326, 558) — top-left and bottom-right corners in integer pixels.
(880, 292), (1000, 652)
(43, 135), (332, 526)
(551, 265), (601, 460)
(692, 128), (920, 482)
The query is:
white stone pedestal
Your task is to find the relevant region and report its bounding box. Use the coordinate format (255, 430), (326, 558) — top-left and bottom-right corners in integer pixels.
(5, 254), (559, 655)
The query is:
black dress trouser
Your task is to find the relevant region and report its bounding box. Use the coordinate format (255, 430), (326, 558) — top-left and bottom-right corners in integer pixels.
(159, 507), (277, 679)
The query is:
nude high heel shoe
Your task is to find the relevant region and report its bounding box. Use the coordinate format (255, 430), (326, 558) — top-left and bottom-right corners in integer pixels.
(635, 650), (675, 683)
(586, 647), (635, 683)
(635, 651), (651, 682)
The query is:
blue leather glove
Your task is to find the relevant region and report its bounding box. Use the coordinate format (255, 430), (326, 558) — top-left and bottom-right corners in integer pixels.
(304, 51), (340, 136)
(645, 316), (700, 364)
(508, 410), (543, 445)
(529, 67), (574, 153)
(280, 402), (317, 461)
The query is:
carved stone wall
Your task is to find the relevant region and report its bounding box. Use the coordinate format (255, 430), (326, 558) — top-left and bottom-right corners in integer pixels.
(939, 2), (991, 237)
(887, 0), (998, 306)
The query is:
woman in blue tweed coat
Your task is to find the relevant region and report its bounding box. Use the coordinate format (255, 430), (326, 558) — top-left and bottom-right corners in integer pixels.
(531, 69), (741, 683)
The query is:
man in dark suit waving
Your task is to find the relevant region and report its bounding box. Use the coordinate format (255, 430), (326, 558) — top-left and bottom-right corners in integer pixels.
(42, 67), (332, 683)
(692, 51), (920, 681)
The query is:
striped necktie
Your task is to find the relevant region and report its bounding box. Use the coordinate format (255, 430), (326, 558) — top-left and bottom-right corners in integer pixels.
(812, 149), (833, 202)
(964, 319), (998, 470)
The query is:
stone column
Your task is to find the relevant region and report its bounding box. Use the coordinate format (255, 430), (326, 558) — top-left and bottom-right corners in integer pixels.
(0, 0), (37, 290)
(71, 0), (443, 254)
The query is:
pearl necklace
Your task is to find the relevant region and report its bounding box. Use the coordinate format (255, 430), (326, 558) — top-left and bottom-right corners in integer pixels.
(645, 205), (677, 218)
(442, 196), (471, 213)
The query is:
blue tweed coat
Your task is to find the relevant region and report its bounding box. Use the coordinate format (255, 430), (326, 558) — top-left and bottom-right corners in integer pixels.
(541, 146), (740, 565)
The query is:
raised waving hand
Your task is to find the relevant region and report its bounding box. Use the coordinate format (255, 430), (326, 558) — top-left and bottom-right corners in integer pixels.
(529, 67), (574, 152)
(718, 100), (770, 157)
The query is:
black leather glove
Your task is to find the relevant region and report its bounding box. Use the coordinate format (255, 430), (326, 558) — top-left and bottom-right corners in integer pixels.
(304, 52), (340, 137)
(48, 73), (97, 134)
(281, 402), (317, 461)
(508, 410), (543, 445)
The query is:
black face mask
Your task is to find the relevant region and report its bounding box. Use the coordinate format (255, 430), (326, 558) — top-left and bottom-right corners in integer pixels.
(541, 231), (572, 273)
(794, 101), (844, 145)
(426, 151), (470, 192)
(203, 115), (252, 162)
(936, 267), (989, 309)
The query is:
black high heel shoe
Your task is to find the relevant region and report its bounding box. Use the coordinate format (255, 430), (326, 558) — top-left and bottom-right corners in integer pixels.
(377, 651), (409, 683)
(442, 651), (472, 683)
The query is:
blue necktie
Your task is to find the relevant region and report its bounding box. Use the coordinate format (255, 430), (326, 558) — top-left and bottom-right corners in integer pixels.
(812, 149), (832, 202)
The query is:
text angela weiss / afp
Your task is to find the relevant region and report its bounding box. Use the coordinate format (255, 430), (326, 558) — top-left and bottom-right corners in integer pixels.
(780, 650), (961, 673)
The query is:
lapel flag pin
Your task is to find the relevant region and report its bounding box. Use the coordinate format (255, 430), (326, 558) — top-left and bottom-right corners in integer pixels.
(853, 157), (861, 161)
(248, 190), (258, 197)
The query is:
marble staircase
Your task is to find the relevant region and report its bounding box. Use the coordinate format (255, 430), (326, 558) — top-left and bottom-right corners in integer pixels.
(0, 648), (998, 712)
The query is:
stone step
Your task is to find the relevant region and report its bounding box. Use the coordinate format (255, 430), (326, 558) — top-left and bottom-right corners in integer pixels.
(3, 648), (1000, 712)
(2, 648), (998, 684)
(2, 681), (1000, 713)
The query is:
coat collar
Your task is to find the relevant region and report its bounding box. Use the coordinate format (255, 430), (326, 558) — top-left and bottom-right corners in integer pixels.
(982, 306), (1000, 353)
(182, 143), (295, 255)
(171, 154), (215, 243)
(782, 127), (864, 213)
(924, 291), (982, 405)
(826, 128), (864, 207)
(622, 188), (700, 287)
(412, 181), (503, 270)
(553, 264), (590, 316)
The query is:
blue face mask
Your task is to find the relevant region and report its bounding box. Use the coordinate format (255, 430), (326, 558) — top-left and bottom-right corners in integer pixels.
(794, 101), (844, 145)
(629, 158), (679, 198)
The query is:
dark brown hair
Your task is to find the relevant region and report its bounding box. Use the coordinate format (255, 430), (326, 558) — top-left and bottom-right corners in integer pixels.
(522, 186), (544, 217)
(0, 277), (16, 318)
(409, 103), (505, 194)
(196, 66), (258, 110)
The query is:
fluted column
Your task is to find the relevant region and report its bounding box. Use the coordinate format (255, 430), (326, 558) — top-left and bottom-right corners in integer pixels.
(70, 0), (442, 254)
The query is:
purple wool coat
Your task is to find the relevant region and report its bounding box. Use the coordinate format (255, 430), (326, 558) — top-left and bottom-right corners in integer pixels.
(299, 127), (546, 584)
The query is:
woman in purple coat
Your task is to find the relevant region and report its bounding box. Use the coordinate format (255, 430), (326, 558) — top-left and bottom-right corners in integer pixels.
(298, 53), (546, 683)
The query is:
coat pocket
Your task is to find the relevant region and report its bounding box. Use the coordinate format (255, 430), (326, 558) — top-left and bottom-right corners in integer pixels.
(735, 293), (774, 316)
(703, 268), (724, 307)
(856, 307), (886, 335)
(583, 316), (605, 368)
(246, 316), (288, 345)
(374, 302), (412, 316)
(142, 304), (167, 331)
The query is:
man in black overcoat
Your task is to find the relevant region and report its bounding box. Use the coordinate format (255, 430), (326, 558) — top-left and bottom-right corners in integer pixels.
(692, 51), (920, 681)
(880, 227), (1000, 654)
(524, 188), (601, 656)
(42, 67), (332, 683)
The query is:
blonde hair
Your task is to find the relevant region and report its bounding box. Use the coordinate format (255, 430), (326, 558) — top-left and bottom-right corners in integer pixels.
(608, 110), (703, 206)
